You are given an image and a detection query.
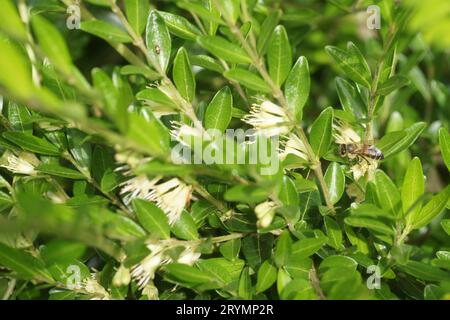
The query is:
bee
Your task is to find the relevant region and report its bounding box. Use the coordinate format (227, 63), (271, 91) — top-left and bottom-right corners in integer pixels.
(339, 143), (384, 161)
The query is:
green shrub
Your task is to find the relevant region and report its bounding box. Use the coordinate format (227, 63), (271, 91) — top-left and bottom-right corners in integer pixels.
(0, 0), (448, 300)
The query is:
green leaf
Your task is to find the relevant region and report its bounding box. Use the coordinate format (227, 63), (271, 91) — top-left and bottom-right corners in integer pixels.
(191, 55), (225, 73)
(146, 10), (171, 73)
(7, 101), (32, 133)
(126, 112), (170, 157)
(219, 239), (241, 261)
(309, 107), (333, 158)
(197, 36), (251, 64)
(173, 47), (196, 102)
(280, 278), (316, 300)
(335, 77), (365, 118)
(224, 184), (270, 204)
(0, 35), (33, 99)
(40, 240), (86, 265)
(171, 212), (199, 240)
(0, 243), (53, 283)
(136, 88), (177, 109)
(164, 263), (215, 284)
(196, 259), (232, 286)
(31, 15), (72, 75)
(344, 216), (395, 235)
(121, 65), (160, 80)
(439, 128), (450, 172)
(397, 261), (449, 282)
(159, 11), (201, 40)
(204, 86), (232, 132)
(66, 129), (91, 173)
(324, 216), (343, 250)
(241, 234), (274, 269)
(408, 185), (450, 230)
(80, 20), (132, 43)
(255, 260), (277, 293)
(284, 56), (310, 121)
(37, 164), (85, 180)
(324, 162), (345, 204)
(274, 231), (292, 267)
(238, 266), (252, 299)
(325, 43), (371, 87)
(376, 75), (410, 95)
(3, 132), (60, 155)
(124, 0), (150, 35)
(257, 10), (281, 54)
(402, 157), (424, 218)
(221, 0), (241, 23)
(441, 219), (450, 236)
(176, 1), (223, 26)
(92, 68), (123, 127)
(374, 170), (402, 218)
(0, 0), (27, 40)
(291, 237), (328, 258)
(132, 199), (170, 239)
(377, 122), (426, 158)
(267, 25), (292, 86)
(224, 68), (271, 93)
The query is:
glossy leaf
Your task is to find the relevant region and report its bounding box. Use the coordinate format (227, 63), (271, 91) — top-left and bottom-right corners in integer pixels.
(376, 75), (410, 95)
(324, 162), (345, 204)
(197, 36), (251, 64)
(267, 25), (292, 86)
(325, 43), (371, 87)
(439, 128), (450, 171)
(3, 132), (60, 155)
(132, 199), (170, 239)
(146, 11), (171, 73)
(285, 56), (310, 121)
(255, 260), (277, 293)
(309, 107), (333, 158)
(80, 20), (132, 43)
(408, 185), (450, 230)
(124, 0), (150, 35)
(204, 86), (232, 132)
(223, 68), (271, 93)
(173, 47), (196, 102)
(402, 157), (424, 217)
(159, 11), (201, 40)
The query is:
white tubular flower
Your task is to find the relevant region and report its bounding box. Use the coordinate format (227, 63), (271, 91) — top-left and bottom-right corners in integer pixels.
(119, 175), (161, 206)
(333, 121), (361, 144)
(255, 201), (278, 228)
(279, 134), (309, 162)
(131, 252), (167, 289)
(82, 276), (110, 300)
(243, 101), (291, 137)
(147, 178), (192, 225)
(170, 121), (206, 147)
(0, 151), (38, 175)
(142, 282), (159, 300)
(177, 245), (201, 266)
(351, 159), (378, 181)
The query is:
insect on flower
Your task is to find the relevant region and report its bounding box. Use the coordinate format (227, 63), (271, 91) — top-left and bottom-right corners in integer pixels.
(333, 121), (383, 181)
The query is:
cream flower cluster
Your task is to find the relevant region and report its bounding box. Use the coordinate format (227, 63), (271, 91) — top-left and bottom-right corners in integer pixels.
(130, 243), (200, 289)
(243, 101), (291, 137)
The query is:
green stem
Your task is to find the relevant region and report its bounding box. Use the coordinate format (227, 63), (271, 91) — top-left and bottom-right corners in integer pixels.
(215, 0), (334, 212)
